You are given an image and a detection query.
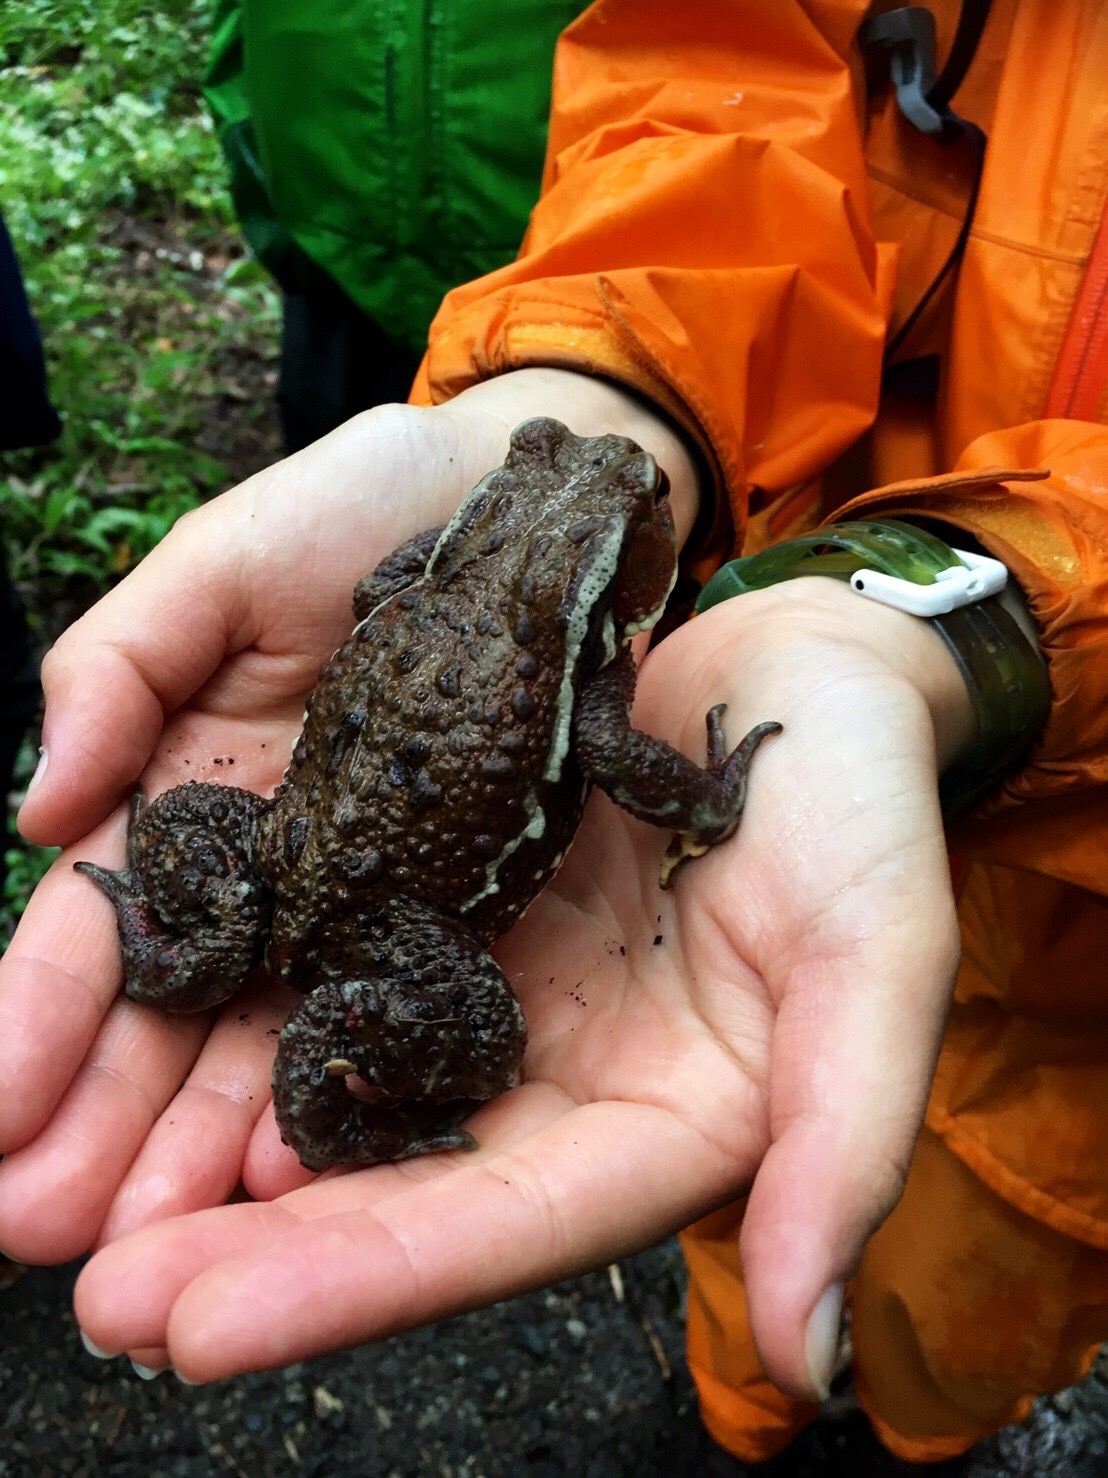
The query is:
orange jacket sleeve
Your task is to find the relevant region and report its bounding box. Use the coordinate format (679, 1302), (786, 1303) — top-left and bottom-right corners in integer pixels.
(412, 0), (895, 558)
(837, 419), (1108, 892)
(411, 1), (1108, 884)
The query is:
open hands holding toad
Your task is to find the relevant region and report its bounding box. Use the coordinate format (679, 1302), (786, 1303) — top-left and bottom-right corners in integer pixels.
(0, 368), (971, 1398)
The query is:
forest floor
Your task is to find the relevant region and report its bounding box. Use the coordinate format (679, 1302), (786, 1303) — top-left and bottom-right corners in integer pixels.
(5, 1242), (1108, 1477)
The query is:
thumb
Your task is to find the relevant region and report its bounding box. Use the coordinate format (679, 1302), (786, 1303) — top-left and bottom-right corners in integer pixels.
(19, 510), (241, 846)
(739, 880), (959, 1398)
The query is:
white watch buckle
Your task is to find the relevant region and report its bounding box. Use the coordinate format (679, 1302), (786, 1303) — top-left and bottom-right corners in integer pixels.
(849, 548), (1008, 617)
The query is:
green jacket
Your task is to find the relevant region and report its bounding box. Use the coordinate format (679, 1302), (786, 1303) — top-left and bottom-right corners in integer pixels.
(204, 0), (580, 354)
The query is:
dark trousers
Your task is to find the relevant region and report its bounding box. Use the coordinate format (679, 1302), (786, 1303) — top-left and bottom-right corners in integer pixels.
(0, 545), (41, 900)
(1, 212), (55, 900)
(277, 279), (420, 454)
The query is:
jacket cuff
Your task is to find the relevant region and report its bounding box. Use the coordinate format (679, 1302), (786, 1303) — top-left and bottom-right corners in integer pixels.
(410, 279), (738, 575)
(832, 430), (1108, 887)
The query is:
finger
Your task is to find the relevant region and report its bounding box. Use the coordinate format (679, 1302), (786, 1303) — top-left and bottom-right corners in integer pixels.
(19, 515), (246, 845)
(239, 1099), (317, 1200)
(0, 812), (212, 1264)
(128, 1348), (172, 1378)
(96, 984), (293, 1246)
(739, 818), (959, 1399)
(78, 1085), (570, 1352)
(78, 1098), (757, 1377)
(75, 1200), (303, 1353)
(170, 1105), (734, 1381)
(0, 816), (132, 1151)
(0, 987), (211, 1264)
(79, 1083), (573, 1353)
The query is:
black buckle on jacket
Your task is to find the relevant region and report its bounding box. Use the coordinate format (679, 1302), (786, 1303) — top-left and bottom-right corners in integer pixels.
(861, 7), (949, 136)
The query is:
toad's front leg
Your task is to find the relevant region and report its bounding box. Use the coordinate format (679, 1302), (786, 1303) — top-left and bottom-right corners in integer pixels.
(574, 645), (781, 888)
(271, 899), (526, 1171)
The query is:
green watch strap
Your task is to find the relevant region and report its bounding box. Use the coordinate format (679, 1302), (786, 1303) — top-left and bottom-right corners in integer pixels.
(697, 519), (972, 603)
(696, 520), (1050, 815)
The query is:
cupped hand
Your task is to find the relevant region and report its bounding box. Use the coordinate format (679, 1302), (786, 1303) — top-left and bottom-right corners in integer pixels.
(0, 370), (970, 1399)
(0, 365), (698, 1240)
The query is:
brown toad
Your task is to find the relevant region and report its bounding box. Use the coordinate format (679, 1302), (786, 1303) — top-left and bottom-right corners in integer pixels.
(77, 418), (779, 1170)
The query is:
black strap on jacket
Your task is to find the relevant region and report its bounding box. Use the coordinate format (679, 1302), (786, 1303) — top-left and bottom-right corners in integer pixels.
(928, 0), (994, 115)
(861, 2), (994, 370)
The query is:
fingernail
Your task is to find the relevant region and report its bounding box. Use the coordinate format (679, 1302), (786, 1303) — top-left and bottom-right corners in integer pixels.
(804, 1282), (845, 1400)
(26, 746), (48, 795)
(80, 1328), (120, 1360)
(175, 1369), (202, 1387)
(130, 1359), (168, 1380)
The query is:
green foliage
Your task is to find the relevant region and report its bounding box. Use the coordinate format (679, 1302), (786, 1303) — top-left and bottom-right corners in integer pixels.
(2, 844), (59, 933)
(1, 737), (59, 938)
(0, 0), (278, 623)
(1, 0), (279, 925)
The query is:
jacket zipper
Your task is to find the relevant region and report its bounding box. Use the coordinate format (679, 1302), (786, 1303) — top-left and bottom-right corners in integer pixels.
(1043, 200), (1108, 421)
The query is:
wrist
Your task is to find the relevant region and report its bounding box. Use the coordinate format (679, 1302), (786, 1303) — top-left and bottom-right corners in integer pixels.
(697, 519), (1050, 810)
(737, 577), (979, 774)
(832, 585), (979, 774)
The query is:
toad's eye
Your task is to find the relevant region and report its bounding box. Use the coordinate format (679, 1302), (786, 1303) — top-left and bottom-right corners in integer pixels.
(654, 470), (671, 506)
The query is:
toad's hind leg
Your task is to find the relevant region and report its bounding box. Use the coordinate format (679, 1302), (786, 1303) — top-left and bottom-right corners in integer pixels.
(74, 781), (272, 1011)
(272, 903), (526, 1171)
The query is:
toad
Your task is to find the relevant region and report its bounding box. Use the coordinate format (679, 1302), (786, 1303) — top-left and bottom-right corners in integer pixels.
(76, 418), (780, 1170)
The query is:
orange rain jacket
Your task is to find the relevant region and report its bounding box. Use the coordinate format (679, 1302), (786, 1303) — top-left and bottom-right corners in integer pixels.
(412, 0), (1108, 1462)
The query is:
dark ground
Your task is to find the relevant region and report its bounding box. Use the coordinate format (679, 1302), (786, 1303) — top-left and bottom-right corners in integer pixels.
(5, 1242), (1108, 1478)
